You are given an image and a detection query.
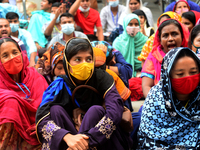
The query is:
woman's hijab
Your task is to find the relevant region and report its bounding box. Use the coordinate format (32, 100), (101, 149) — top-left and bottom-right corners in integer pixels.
(138, 47), (200, 149)
(118, 0), (154, 27)
(113, 14), (148, 77)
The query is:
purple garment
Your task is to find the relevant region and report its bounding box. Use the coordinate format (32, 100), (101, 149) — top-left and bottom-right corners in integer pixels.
(165, 0), (200, 12)
(37, 86), (133, 150)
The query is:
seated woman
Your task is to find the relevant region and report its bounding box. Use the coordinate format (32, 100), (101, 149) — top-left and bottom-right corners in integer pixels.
(36, 37), (133, 150)
(173, 0), (190, 16)
(118, 0), (154, 29)
(138, 11), (182, 66)
(0, 37), (48, 149)
(182, 11), (200, 32)
(138, 47), (200, 149)
(91, 41), (133, 111)
(188, 24), (200, 58)
(141, 19), (189, 98)
(133, 9), (154, 37)
(35, 42), (65, 84)
(113, 13), (148, 77)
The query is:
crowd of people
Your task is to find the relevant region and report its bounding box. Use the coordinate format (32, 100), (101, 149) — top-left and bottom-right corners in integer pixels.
(1, 0), (200, 149)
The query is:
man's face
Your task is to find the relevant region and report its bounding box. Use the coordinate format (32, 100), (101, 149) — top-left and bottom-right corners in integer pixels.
(0, 19), (11, 38)
(60, 17), (75, 26)
(80, 0), (90, 9)
(41, 0), (52, 11)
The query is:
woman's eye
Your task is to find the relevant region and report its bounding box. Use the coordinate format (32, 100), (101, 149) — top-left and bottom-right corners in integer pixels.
(75, 58), (80, 62)
(87, 58), (92, 62)
(176, 73), (183, 76)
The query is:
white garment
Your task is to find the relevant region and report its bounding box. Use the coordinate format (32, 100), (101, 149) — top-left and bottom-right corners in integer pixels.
(100, 5), (126, 32)
(118, 0), (154, 28)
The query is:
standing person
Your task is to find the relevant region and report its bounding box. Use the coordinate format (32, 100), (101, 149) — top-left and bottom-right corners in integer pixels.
(48, 13), (88, 47)
(138, 47), (200, 149)
(0, 37), (48, 149)
(141, 19), (189, 98)
(28, 0), (53, 51)
(6, 12), (37, 67)
(118, 0), (154, 29)
(133, 9), (154, 37)
(36, 37), (132, 150)
(100, 0), (125, 34)
(69, 0), (104, 41)
(113, 14), (148, 77)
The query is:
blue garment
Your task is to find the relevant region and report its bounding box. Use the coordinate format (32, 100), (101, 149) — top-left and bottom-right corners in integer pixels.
(0, 3), (20, 18)
(165, 0), (200, 12)
(138, 47), (200, 149)
(28, 10), (50, 48)
(18, 28), (37, 59)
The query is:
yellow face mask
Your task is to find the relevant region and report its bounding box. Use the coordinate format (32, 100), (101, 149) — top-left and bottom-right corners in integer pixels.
(68, 62), (94, 81)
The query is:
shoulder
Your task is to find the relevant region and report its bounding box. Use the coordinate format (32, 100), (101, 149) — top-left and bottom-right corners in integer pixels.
(119, 4), (126, 10)
(74, 31), (88, 38)
(90, 8), (99, 14)
(101, 5), (109, 12)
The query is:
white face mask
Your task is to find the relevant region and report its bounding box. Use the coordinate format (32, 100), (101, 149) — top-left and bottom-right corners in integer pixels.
(79, 6), (90, 12)
(126, 26), (140, 37)
(50, 13), (60, 23)
(61, 23), (75, 35)
(109, 0), (119, 7)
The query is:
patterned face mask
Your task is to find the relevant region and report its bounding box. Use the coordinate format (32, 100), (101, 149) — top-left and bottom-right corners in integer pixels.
(126, 26), (140, 37)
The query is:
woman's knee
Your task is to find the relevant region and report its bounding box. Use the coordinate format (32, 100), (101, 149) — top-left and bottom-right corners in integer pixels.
(87, 105), (105, 115)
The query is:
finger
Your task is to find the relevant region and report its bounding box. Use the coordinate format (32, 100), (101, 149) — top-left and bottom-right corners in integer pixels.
(81, 138), (89, 148)
(81, 134), (89, 139)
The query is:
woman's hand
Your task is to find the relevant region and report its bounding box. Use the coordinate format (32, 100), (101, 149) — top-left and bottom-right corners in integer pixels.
(63, 133), (89, 150)
(26, 124), (36, 136)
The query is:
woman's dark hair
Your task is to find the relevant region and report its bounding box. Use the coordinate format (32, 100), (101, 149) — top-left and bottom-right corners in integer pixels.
(158, 14), (170, 24)
(135, 0), (140, 3)
(0, 37), (21, 52)
(6, 12), (19, 20)
(182, 11), (196, 26)
(171, 48), (199, 71)
(133, 9), (150, 27)
(188, 24), (200, 49)
(158, 19), (183, 40)
(64, 38), (93, 61)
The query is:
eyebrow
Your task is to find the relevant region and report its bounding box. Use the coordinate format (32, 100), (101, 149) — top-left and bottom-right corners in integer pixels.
(174, 67), (198, 72)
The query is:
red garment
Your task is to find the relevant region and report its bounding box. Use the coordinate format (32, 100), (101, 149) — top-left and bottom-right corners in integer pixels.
(129, 78), (143, 101)
(192, 10), (200, 24)
(0, 52), (48, 145)
(75, 8), (102, 35)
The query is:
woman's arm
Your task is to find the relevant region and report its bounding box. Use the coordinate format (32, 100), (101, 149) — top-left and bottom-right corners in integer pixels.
(142, 76), (154, 98)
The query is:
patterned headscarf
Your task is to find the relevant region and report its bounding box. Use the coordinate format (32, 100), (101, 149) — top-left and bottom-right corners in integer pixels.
(35, 42), (64, 84)
(157, 11), (182, 27)
(138, 47), (200, 149)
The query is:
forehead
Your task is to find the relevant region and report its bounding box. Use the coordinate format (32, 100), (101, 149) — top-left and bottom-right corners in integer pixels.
(177, 1), (187, 7)
(161, 24), (180, 34)
(0, 19), (9, 25)
(0, 42), (19, 53)
(60, 16), (74, 22)
(81, 0), (90, 2)
(51, 6), (59, 11)
(129, 0), (139, 3)
(129, 18), (139, 24)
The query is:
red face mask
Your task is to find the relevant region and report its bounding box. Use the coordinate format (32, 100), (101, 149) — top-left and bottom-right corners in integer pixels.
(171, 73), (200, 95)
(3, 54), (23, 75)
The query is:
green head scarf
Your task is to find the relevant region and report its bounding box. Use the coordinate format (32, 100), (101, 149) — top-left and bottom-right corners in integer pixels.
(113, 13), (148, 77)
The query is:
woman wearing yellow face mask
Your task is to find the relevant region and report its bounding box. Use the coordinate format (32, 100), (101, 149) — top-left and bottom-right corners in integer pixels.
(36, 37), (132, 150)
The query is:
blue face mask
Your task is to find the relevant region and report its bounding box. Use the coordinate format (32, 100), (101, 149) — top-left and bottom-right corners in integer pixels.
(192, 42), (200, 58)
(50, 13), (60, 23)
(10, 23), (19, 32)
(109, 0), (119, 7)
(61, 24), (75, 35)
